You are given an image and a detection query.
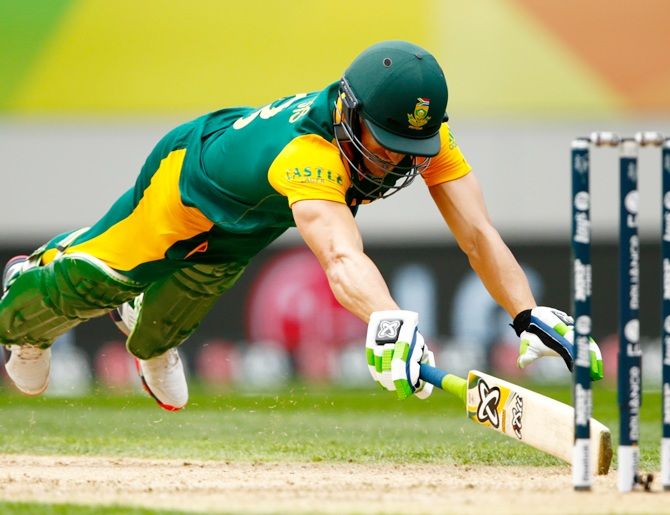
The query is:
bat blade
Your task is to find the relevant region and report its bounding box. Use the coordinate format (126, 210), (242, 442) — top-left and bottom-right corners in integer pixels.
(465, 370), (612, 475)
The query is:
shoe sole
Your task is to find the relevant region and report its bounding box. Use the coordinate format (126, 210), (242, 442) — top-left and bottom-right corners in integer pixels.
(134, 358), (185, 412)
(14, 380), (49, 396)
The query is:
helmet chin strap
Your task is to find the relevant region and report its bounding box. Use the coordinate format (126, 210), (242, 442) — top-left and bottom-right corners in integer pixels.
(333, 96), (431, 202)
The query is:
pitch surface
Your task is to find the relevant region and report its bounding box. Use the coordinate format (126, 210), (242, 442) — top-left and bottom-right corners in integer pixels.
(0, 383), (665, 513)
(1, 455), (669, 514)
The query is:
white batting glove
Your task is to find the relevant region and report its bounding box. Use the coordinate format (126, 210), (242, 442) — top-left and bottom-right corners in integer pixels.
(366, 310), (434, 399)
(513, 306), (603, 381)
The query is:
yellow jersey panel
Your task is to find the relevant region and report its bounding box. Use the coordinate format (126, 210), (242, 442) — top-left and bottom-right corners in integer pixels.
(268, 134), (351, 207)
(66, 149), (214, 271)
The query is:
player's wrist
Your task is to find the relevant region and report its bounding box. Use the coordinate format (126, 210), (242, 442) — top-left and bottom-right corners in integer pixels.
(511, 308), (532, 336)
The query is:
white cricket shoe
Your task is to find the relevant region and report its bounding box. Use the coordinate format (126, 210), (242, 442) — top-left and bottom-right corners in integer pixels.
(110, 295), (188, 411)
(135, 348), (188, 411)
(5, 345), (51, 395)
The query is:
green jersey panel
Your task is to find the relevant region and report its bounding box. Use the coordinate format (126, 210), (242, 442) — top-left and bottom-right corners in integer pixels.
(184, 82), (341, 233)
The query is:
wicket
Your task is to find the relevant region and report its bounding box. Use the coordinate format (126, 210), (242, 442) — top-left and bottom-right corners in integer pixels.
(571, 131), (670, 492)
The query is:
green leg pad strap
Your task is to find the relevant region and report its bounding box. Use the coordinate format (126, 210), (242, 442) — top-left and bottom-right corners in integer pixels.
(127, 263), (245, 359)
(0, 255), (144, 347)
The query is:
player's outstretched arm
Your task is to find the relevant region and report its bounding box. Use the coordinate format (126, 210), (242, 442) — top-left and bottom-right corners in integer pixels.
(292, 199), (434, 398)
(428, 173), (603, 379)
(428, 172), (536, 318)
(292, 199), (397, 321)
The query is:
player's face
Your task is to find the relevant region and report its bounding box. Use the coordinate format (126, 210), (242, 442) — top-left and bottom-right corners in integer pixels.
(332, 104), (432, 201)
(359, 122), (405, 176)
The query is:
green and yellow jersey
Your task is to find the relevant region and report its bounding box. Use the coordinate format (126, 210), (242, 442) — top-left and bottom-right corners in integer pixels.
(49, 82), (470, 283)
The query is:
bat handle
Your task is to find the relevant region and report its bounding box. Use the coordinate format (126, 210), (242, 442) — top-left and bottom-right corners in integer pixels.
(419, 363), (448, 389)
(419, 363), (467, 402)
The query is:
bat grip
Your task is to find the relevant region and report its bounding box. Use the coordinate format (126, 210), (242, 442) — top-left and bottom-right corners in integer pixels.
(419, 364), (467, 402)
(419, 363), (448, 389)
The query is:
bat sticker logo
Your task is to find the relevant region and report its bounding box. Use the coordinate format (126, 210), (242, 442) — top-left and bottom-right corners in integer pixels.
(476, 379), (501, 428)
(512, 395), (524, 439)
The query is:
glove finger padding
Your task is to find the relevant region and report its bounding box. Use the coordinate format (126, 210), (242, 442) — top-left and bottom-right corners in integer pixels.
(562, 328), (604, 381)
(391, 329), (425, 399)
(589, 336), (604, 380)
(366, 342), (396, 391)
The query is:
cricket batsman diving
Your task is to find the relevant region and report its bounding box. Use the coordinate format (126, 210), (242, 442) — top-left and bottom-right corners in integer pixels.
(0, 40), (603, 410)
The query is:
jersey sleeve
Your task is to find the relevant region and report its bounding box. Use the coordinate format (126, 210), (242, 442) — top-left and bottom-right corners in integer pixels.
(268, 134), (351, 206)
(421, 123), (472, 187)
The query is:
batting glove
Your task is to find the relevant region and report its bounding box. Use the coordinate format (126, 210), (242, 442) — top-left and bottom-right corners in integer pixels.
(513, 306), (603, 381)
(366, 310), (435, 400)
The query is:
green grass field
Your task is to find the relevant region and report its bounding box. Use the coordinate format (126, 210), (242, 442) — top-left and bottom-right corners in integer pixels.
(0, 503), (188, 515)
(0, 381), (663, 514)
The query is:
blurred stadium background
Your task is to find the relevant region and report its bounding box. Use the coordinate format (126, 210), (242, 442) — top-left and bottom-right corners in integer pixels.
(2, 0), (670, 395)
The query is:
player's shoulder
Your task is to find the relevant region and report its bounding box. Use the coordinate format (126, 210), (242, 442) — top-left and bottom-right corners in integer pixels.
(279, 133), (342, 167)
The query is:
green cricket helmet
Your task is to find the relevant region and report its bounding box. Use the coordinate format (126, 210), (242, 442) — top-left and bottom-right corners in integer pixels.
(334, 40), (449, 202)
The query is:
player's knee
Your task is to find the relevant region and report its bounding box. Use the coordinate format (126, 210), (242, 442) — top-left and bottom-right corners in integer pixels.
(0, 254), (145, 346)
(43, 254), (145, 317)
(177, 262), (246, 296)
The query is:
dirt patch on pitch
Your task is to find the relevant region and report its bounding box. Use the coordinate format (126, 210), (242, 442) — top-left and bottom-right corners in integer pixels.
(0, 454), (667, 514)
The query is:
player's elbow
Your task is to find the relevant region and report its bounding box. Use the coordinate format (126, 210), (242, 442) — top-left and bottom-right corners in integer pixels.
(321, 245), (355, 282)
(321, 245), (363, 296)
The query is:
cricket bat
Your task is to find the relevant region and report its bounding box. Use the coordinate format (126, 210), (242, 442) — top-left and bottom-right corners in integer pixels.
(419, 364), (612, 475)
